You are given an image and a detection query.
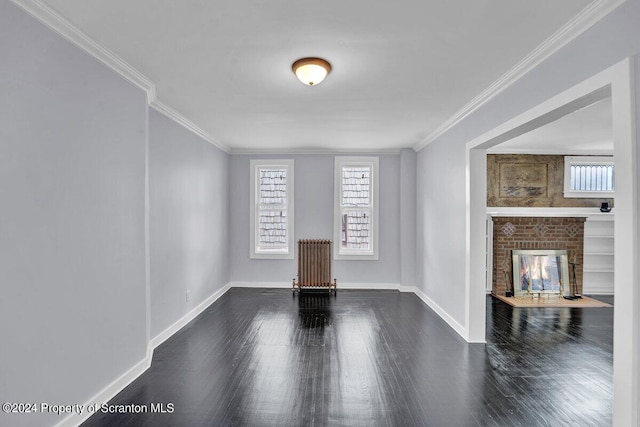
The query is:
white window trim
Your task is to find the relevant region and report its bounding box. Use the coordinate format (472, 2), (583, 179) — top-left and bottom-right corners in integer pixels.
(250, 159), (294, 259)
(563, 155), (615, 198)
(334, 156), (379, 260)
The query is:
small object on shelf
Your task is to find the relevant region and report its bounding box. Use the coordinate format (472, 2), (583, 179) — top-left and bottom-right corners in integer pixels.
(600, 202), (611, 213)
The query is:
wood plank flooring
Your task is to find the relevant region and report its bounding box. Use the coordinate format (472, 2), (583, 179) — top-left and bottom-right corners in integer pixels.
(82, 290), (613, 426)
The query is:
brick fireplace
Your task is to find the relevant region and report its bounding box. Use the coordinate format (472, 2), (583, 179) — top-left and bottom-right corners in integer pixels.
(492, 217), (585, 296)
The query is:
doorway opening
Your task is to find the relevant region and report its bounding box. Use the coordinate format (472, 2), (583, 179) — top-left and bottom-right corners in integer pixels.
(465, 58), (637, 424)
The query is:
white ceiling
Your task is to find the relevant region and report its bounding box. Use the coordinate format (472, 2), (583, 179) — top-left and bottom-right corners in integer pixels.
(39, 0), (595, 152)
(488, 96), (613, 155)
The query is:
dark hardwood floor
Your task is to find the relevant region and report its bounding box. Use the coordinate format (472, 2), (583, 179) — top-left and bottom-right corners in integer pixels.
(82, 290), (613, 426)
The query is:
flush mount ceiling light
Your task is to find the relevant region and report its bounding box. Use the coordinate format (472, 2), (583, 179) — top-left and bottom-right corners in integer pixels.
(292, 57), (332, 86)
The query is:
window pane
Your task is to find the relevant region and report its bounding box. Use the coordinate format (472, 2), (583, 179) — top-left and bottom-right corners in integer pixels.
(341, 209), (371, 250)
(258, 167), (287, 250)
(607, 167), (614, 191)
(341, 166), (370, 207)
(258, 209), (287, 248)
(259, 168), (287, 205)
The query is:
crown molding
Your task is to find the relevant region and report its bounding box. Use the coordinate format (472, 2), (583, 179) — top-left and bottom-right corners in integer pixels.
(150, 101), (230, 153)
(10, 0), (156, 101)
(413, 0), (626, 152)
(230, 147), (402, 155)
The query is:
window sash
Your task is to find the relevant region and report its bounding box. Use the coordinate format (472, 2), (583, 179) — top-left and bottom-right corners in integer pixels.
(340, 208), (372, 251)
(341, 166), (371, 207)
(257, 208), (288, 250)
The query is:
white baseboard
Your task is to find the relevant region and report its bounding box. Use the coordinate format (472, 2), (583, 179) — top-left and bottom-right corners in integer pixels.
(582, 289), (615, 295)
(57, 282), (232, 427)
(412, 287), (468, 340)
(335, 282), (401, 290)
(56, 346), (153, 427)
(150, 282), (232, 348)
(229, 281), (404, 290)
(230, 281), (292, 288)
(399, 284), (416, 292)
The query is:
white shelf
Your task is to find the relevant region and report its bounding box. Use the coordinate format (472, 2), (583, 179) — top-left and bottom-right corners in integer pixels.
(486, 207), (614, 217)
(584, 267), (615, 273)
(583, 215), (615, 294)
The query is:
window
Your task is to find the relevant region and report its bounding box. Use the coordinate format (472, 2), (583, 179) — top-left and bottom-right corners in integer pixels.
(334, 157), (379, 260)
(564, 156), (615, 198)
(250, 159), (294, 259)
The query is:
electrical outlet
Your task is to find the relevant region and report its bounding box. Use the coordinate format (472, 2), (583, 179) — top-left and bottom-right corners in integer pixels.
(186, 290), (191, 303)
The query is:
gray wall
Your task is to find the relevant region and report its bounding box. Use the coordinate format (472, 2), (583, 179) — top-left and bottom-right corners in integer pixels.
(400, 148), (417, 286)
(416, 141), (467, 322)
(230, 154), (404, 284)
(416, 1), (640, 326)
(149, 109), (230, 338)
(0, 2), (147, 426)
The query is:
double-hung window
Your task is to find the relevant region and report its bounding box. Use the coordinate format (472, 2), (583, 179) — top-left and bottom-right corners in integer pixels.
(250, 159), (294, 259)
(334, 156), (379, 260)
(563, 156), (615, 198)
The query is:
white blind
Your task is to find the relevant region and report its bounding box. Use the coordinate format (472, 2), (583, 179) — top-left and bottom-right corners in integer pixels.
(569, 164), (614, 192)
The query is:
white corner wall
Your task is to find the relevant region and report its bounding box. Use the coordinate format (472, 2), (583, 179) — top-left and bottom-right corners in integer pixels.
(400, 148), (417, 287)
(0, 2), (148, 426)
(416, 142), (467, 325)
(148, 109), (230, 340)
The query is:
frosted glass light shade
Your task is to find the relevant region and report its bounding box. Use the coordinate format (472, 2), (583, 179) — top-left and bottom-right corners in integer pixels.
(292, 58), (331, 86)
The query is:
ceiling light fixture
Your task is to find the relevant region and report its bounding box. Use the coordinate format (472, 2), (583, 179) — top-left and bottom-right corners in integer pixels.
(292, 57), (331, 86)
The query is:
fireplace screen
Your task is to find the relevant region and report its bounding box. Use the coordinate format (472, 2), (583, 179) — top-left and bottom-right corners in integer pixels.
(512, 250), (570, 296)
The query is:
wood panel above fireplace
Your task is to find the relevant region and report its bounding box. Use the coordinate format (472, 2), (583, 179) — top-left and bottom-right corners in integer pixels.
(487, 154), (613, 208)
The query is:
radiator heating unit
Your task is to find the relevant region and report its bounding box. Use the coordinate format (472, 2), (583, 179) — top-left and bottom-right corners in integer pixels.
(293, 239), (337, 293)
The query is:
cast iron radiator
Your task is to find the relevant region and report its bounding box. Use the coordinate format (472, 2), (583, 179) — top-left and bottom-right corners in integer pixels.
(293, 239), (337, 293)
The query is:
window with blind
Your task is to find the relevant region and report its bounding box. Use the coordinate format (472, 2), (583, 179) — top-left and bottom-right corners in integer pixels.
(334, 157), (379, 260)
(250, 159), (294, 259)
(564, 156), (615, 198)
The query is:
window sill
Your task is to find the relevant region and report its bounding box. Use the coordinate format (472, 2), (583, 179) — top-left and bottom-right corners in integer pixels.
(563, 192), (615, 198)
(334, 253), (379, 261)
(250, 252), (293, 260)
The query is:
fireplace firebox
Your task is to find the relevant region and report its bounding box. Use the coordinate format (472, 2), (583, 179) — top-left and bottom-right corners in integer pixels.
(512, 249), (571, 297)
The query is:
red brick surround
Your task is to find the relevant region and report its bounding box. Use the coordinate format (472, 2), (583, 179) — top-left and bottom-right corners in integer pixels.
(492, 217), (585, 296)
